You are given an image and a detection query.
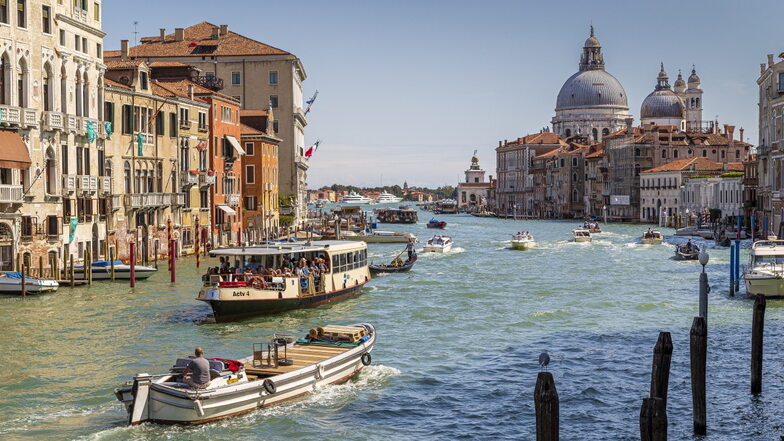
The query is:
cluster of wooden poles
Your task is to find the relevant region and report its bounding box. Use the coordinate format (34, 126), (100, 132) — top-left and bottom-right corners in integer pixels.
(534, 286), (770, 440)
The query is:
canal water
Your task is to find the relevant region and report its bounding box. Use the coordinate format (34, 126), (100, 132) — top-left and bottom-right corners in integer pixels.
(1, 208), (783, 440)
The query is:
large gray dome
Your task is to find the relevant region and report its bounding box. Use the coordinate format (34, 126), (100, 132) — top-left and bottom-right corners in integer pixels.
(555, 69), (629, 110)
(640, 89), (683, 119)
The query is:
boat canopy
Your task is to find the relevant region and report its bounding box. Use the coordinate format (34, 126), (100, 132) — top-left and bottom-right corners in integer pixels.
(92, 260), (123, 267)
(209, 240), (365, 257)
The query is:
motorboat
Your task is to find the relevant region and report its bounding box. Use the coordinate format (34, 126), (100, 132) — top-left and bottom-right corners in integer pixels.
(75, 260), (158, 281)
(583, 222), (601, 233)
(198, 241), (371, 322)
(434, 199), (458, 214)
(115, 323), (376, 425)
(572, 228), (592, 243)
(375, 191), (402, 204)
(674, 242), (700, 260)
(369, 252), (417, 274)
(344, 230), (416, 244)
(745, 240), (784, 298)
(0, 272), (58, 294)
(641, 230), (664, 245)
(341, 192), (373, 204)
(423, 235), (453, 253)
(375, 208), (418, 224)
(427, 219), (447, 229)
(511, 233), (536, 250)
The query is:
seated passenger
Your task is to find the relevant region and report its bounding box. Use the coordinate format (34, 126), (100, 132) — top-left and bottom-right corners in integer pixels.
(183, 347), (211, 389)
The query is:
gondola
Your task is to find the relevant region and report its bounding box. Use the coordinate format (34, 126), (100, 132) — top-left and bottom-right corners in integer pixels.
(369, 253), (417, 274)
(674, 244), (700, 260)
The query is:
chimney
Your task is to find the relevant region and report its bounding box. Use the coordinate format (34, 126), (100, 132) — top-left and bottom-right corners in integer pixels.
(625, 117), (634, 134)
(160, 28), (166, 42)
(498, 140), (502, 148)
(220, 24), (229, 36)
(726, 125), (735, 145)
(174, 28), (185, 42)
(761, 63), (767, 75)
(120, 39), (129, 60)
(188, 84), (194, 100)
(212, 26), (220, 40)
(740, 127), (744, 143)
(768, 54), (775, 68)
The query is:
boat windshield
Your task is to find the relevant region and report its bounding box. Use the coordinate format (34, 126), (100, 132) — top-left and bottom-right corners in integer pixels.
(753, 255), (784, 265)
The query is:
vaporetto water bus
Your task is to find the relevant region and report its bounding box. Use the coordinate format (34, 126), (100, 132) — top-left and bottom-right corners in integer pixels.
(198, 241), (371, 321)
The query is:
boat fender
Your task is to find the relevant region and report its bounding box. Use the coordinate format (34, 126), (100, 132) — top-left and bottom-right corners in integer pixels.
(361, 353), (372, 366)
(194, 399), (205, 417)
(263, 378), (276, 395)
(315, 363), (325, 379)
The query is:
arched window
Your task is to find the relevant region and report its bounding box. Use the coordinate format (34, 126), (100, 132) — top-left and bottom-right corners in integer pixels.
(60, 65), (67, 113)
(602, 128), (610, 137)
(75, 69), (83, 116)
(45, 148), (56, 194)
(634, 148), (641, 157)
(695, 98), (700, 108)
(0, 53), (9, 105)
(42, 63), (53, 111)
(156, 163), (163, 192)
(662, 150), (667, 159)
(702, 149), (707, 157)
(565, 129), (571, 137)
(592, 128), (598, 140)
(572, 172), (577, 182)
(690, 98), (695, 108)
(17, 57), (28, 107)
(104, 160), (111, 176)
(82, 72), (89, 118)
(124, 162), (131, 193)
(572, 189), (578, 202)
(635, 164), (641, 177)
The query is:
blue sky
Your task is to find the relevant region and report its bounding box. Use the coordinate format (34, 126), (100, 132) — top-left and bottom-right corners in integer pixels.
(104, 0), (782, 188)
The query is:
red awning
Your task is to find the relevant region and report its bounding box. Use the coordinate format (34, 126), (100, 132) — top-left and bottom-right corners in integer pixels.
(195, 141), (208, 151)
(0, 130), (31, 169)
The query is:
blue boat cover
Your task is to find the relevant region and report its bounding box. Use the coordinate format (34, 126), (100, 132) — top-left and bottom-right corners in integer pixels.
(4, 272), (22, 279)
(91, 260), (123, 267)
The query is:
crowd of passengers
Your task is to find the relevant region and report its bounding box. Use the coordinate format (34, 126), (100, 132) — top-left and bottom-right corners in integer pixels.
(204, 256), (330, 290)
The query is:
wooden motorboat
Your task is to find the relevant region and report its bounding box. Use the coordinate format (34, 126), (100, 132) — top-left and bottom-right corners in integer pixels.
(344, 230), (416, 244)
(0, 272), (58, 294)
(369, 252), (417, 274)
(427, 219), (447, 229)
(115, 323), (376, 425)
(674, 243), (700, 260)
(198, 241), (371, 322)
(75, 260), (158, 280)
(583, 222), (601, 233)
(511, 233), (536, 250)
(572, 228), (592, 243)
(641, 230), (664, 245)
(745, 240), (784, 298)
(423, 235), (453, 253)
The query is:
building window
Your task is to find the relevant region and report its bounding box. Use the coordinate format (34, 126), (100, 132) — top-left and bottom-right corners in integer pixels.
(245, 165), (255, 184)
(200, 189), (208, 208)
(565, 129), (571, 137)
(702, 149), (707, 157)
(244, 142), (254, 156)
(155, 111), (164, 136)
(272, 121), (278, 133)
(170, 112), (178, 138)
(179, 107), (189, 128)
(269, 71), (278, 85)
(140, 71), (148, 90)
(59, 29), (65, 45)
(74, 34), (80, 51)
(0, 0), (7, 24)
(41, 5), (50, 33)
(93, 2), (99, 20)
(97, 43), (102, 59)
(16, 0), (25, 28)
(779, 73), (784, 93)
(198, 112), (207, 130)
(244, 196), (256, 211)
(231, 71), (240, 85)
(269, 95), (278, 108)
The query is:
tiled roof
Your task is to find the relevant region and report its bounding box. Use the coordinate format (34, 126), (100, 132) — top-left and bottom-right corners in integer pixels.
(240, 123), (265, 136)
(533, 147), (564, 159)
(503, 132), (565, 147)
(642, 157), (744, 173)
(103, 78), (132, 90)
(105, 59), (146, 69)
(112, 22), (292, 58)
(240, 109), (268, 117)
(151, 79), (238, 104)
(148, 61), (190, 68)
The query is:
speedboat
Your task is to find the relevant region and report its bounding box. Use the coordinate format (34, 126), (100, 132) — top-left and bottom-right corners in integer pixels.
(674, 243), (700, 260)
(423, 235), (453, 253)
(745, 240), (784, 298)
(75, 260), (158, 280)
(115, 323), (375, 425)
(642, 230), (664, 245)
(427, 219), (447, 229)
(572, 228), (592, 243)
(0, 272), (58, 294)
(344, 230), (416, 244)
(341, 192), (373, 204)
(375, 191), (402, 204)
(511, 233), (536, 250)
(583, 222), (601, 233)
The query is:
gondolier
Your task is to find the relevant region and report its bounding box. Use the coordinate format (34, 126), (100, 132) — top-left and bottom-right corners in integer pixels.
(406, 239), (415, 260)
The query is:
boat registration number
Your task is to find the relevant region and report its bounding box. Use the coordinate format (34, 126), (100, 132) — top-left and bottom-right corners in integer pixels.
(232, 291), (251, 297)
(227, 378), (238, 384)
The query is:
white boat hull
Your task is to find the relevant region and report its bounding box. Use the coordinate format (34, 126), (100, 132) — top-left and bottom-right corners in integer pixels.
(0, 278), (59, 294)
(423, 243), (452, 253)
(117, 326), (375, 425)
(573, 237), (592, 243)
(745, 274), (784, 298)
(511, 240), (536, 250)
(75, 265), (158, 280)
(642, 238), (663, 245)
(345, 235), (414, 244)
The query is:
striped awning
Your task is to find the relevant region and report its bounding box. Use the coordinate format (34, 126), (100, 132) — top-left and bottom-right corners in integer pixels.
(217, 204), (237, 216)
(226, 135), (245, 155)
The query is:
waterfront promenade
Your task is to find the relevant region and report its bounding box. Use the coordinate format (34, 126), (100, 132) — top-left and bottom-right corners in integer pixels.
(0, 210), (781, 440)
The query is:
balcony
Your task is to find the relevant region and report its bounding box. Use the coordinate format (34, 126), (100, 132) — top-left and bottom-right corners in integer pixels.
(62, 174), (77, 194)
(42, 111), (64, 131)
(0, 105), (37, 128)
(111, 195), (122, 211)
(124, 193), (176, 209)
(193, 76), (224, 91)
(181, 171), (199, 187)
(66, 114), (78, 133)
(0, 185), (23, 203)
(173, 193), (186, 206)
(180, 120), (192, 130)
(100, 176), (111, 194)
(77, 175), (98, 193)
(199, 173), (216, 187)
(134, 132), (154, 146)
(227, 194), (240, 207)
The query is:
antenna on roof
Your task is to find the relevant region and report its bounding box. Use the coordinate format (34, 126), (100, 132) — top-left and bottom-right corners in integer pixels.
(133, 21), (139, 45)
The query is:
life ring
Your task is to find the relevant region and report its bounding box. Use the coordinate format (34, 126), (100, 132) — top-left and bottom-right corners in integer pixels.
(252, 278), (265, 290)
(262, 378), (276, 395)
(361, 353), (371, 366)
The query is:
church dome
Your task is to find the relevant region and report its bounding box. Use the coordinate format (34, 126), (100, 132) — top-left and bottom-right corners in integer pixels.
(673, 71), (686, 93)
(556, 69), (629, 110)
(640, 90), (684, 119)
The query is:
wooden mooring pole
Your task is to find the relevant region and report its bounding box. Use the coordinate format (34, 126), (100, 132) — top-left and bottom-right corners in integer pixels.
(751, 294), (766, 394)
(690, 316), (707, 435)
(170, 239), (176, 284)
(534, 371), (559, 441)
(110, 247), (115, 281)
(20, 261), (26, 297)
(129, 242), (136, 288)
(650, 332), (673, 408)
(69, 254), (74, 288)
(639, 397), (666, 441)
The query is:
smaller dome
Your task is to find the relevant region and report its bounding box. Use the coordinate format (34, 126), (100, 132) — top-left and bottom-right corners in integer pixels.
(641, 90), (684, 120)
(584, 25), (600, 47)
(688, 66), (700, 84)
(673, 70), (686, 93)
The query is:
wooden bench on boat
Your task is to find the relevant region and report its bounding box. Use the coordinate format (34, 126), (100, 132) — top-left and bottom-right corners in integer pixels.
(245, 342), (352, 376)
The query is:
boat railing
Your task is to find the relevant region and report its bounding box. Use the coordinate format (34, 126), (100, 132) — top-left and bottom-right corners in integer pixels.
(206, 273), (326, 293)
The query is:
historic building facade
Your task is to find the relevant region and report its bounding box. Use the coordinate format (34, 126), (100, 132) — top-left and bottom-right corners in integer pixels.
(240, 109), (280, 240)
(756, 52), (784, 235)
(457, 154), (493, 210)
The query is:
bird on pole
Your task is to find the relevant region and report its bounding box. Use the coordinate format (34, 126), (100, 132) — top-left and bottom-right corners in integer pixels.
(539, 351), (550, 371)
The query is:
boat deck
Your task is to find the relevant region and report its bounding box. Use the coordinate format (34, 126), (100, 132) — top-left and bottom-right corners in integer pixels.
(244, 343), (352, 376)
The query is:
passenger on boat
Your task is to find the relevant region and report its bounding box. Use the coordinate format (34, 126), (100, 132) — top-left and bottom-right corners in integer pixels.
(219, 257), (230, 273)
(296, 258), (310, 290)
(406, 240), (415, 260)
(282, 257), (294, 271)
(183, 347), (211, 389)
(686, 239), (694, 251)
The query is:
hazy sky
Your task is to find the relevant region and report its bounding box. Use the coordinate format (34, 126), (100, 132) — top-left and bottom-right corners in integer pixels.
(104, 0), (783, 188)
